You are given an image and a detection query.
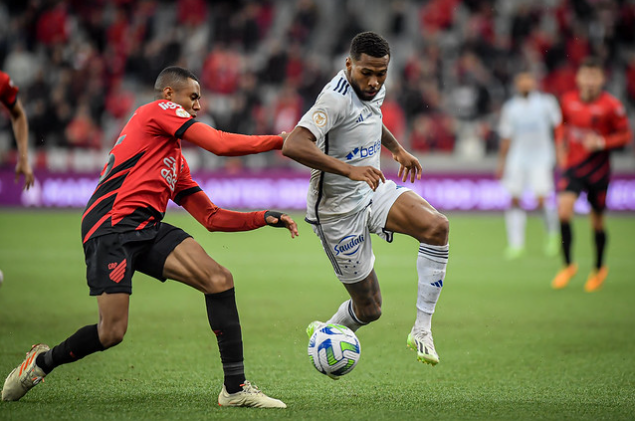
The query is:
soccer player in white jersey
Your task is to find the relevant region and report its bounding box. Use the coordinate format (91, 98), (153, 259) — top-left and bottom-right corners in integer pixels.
(496, 71), (562, 259)
(282, 32), (449, 365)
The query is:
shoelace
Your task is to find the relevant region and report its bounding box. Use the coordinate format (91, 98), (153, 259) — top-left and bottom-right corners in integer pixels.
(240, 381), (262, 394)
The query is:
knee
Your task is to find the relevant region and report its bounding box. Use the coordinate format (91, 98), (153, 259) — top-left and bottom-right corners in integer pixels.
(200, 265), (234, 294)
(98, 322), (127, 349)
(419, 212), (449, 245)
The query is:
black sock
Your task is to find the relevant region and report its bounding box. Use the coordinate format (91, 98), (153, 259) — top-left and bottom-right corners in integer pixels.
(205, 288), (245, 394)
(594, 230), (607, 269)
(561, 221), (573, 265)
(36, 324), (105, 374)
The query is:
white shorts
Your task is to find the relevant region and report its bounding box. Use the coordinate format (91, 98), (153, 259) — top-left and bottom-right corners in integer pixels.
(502, 164), (554, 197)
(310, 180), (411, 284)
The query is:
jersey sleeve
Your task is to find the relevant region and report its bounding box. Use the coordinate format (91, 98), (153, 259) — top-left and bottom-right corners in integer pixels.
(173, 157), (201, 205)
(0, 71), (19, 109)
(604, 97), (632, 149)
(497, 102), (512, 139)
(148, 100), (197, 139)
(297, 90), (349, 140)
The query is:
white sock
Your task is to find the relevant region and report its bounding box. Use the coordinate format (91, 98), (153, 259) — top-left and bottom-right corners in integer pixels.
(505, 207), (526, 248)
(414, 243), (449, 332)
(327, 299), (366, 332)
(542, 204), (559, 235)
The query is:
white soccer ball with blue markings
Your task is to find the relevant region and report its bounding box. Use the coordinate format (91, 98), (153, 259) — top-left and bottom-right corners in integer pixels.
(308, 324), (361, 379)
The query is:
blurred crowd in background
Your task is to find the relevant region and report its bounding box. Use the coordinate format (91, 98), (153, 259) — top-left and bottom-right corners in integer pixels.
(0, 0), (634, 172)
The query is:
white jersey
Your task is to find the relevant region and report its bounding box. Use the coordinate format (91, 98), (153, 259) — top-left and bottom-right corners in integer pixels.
(498, 91), (561, 168)
(297, 70), (386, 222)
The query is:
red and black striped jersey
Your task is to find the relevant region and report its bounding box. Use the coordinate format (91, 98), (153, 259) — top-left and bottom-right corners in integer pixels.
(0, 71), (19, 109)
(81, 100), (200, 243)
(557, 91), (631, 174)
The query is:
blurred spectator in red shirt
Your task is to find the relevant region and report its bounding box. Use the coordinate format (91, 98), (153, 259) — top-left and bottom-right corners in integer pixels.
(201, 44), (242, 95)
(177, 0), (208, 27)
(65, 103), (102, 149)
(105, 79), (135, 120)
(36, 3), (69, 46)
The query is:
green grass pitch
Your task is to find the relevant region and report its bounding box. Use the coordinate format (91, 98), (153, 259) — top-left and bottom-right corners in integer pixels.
(1, 210), (634, 420)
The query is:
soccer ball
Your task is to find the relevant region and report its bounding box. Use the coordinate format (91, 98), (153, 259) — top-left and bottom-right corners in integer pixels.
(308, 324), (361, 379)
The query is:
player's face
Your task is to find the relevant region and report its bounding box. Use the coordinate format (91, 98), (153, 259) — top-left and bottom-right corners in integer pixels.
(576, 67), (604, 102)
(346, 53), (390, 101)
(514, 73), (535, 96)
(166, 78), (202, 117)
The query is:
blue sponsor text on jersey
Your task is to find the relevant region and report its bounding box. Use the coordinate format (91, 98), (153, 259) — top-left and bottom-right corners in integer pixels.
(346, 139), (381, 160)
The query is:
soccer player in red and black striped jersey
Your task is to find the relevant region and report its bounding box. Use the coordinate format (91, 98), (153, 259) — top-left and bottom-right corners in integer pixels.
(0, 70), (33, 190)
(1, 67), (297, 408)
(551, 58), (631, 292)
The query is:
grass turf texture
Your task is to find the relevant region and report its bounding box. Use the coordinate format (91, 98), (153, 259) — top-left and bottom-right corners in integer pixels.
(0, 210), (634, 420)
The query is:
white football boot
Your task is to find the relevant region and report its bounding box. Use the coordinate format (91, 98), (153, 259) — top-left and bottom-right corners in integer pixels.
(407, 330), (439, 365)
(2, 343), (50, 401)
(218, 380), (286, 408)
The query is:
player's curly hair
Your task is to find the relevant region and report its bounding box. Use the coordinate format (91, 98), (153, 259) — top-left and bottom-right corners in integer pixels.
(154, 66), (199, 97)
(349, 32), (390, 61)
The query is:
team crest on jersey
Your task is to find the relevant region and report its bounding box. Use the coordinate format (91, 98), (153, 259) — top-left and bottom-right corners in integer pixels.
(313, 110), (327, 127)
(176, 108), (190, 118)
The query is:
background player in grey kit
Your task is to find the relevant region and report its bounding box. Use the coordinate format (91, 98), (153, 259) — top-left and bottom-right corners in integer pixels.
(496, 71), (561, 259)
(283, 32), (449, 365)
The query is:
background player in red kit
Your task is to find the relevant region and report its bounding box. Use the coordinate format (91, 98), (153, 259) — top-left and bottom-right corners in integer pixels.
(2, 67), (298, 408)
(0, 70), (33, 190)
(551, 58), (631, 292)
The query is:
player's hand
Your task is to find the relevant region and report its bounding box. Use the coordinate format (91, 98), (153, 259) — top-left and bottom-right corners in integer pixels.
(15, 158), (34, 190)
(278, 131), (289, 142)
(582, 133), (605, 151)
(393, 150), (422, 183)
(265, 211), (299, 238)
(346, 165), (385, 191)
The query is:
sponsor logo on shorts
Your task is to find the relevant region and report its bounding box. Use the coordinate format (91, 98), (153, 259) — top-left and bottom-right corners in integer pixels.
(334, 234), (365, 256)
(108, 259), (127, 283)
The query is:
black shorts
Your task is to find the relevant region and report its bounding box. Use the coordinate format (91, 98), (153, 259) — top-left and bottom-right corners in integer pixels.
(558, 168), (610, 212)
(83, 223), (191, 296)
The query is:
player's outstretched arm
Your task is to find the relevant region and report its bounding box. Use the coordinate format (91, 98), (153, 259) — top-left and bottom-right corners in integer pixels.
(282, 126), (385, 190)
(10, 98), (34, 190)
(182, 122), (286, 156)
(381, 124), (422, 183)
(180, 190), (298, 237)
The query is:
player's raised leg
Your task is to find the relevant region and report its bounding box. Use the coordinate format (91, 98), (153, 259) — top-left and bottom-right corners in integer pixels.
(163, 238), (285, 409)
(552, 192), (579, 289)
(385, 191), (449, 365)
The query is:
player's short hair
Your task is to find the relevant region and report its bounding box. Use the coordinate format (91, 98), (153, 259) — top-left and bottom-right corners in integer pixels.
(579, 56), (604, 71)
(154, 66), (199, 96)
(349, 32), (391, 61)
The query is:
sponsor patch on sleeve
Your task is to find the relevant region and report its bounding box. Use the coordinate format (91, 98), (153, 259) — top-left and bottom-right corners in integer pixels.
(176, 108), (191, 118)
